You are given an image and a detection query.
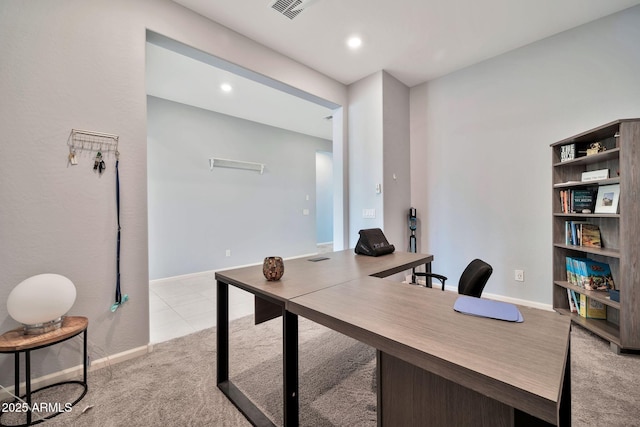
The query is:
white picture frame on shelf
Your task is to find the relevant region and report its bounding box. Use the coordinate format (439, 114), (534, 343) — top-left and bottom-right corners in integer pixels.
(594, 184), (620, 214)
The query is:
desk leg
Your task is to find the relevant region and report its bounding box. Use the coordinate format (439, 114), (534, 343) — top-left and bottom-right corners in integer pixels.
(216, 281), (276, 427)
(283, 310), (298, 426)
(216, 280), (229, 384)
(412, 262), (433, 288)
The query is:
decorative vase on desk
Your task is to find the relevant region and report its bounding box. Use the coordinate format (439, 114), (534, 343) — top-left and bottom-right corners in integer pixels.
(263, 256), (284, 281)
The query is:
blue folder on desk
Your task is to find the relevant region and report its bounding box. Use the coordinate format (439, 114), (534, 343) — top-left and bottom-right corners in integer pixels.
(454, 296), (524, 322)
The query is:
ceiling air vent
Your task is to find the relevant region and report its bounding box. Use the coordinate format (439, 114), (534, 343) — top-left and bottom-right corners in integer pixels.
(270, 0), (320, 20)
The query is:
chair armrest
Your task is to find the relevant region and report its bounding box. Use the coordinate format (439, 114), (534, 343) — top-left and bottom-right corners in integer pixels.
(414, 272), (447, 286)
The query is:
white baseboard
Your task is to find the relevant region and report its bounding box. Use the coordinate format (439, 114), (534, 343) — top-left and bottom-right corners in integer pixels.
(0, 344), (151, 402)
(150, 253), (319, 286)
(403, 275), (553, 311)
(479, 290), (553, 311)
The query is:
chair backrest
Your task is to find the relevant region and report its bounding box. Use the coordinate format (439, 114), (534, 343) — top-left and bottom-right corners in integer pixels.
(458, 259), (493, 297)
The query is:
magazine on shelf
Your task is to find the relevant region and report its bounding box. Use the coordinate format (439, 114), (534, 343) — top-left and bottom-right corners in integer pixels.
(565, 257), (615, 291)
(580, 223), (602, 248)
(579, 294), (607, 319)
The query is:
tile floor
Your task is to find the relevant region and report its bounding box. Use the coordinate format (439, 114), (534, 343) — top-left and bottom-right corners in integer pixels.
(149, 244), (333, 343)
(149, 272), (254, 343)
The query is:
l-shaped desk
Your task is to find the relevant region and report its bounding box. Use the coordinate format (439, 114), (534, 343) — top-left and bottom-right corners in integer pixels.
(215, 250), (571, 426)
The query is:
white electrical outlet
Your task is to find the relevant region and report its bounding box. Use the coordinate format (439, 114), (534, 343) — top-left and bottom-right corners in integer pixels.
(225, 249), (231, 257)
(515, 269), (524, 282)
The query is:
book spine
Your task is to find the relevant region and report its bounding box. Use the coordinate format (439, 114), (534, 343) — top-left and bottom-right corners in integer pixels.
(567, 289), (577, 313)
(571, 290), (580, 312)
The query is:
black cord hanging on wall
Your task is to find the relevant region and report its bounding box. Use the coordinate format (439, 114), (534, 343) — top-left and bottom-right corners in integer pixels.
(111, 150), (128, 312)
(67, 129), (128, 312)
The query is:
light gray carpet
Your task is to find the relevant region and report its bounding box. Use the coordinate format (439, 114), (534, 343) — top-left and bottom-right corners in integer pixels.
(1, 315), (639, 426)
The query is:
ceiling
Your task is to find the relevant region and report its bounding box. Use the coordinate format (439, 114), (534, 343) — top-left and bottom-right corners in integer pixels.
(146, 42), (335, 139)
(173, 0), (640, 86)
(148, 0), (640, 139)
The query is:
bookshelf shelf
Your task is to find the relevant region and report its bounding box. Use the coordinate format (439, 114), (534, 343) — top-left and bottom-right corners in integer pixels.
(555, 308), (621, 346)
(552, 244), (620, 259)
(551, 118), (640, 353)
(554, 281), (620, 310)
(553, 213), (620, 219)
(553, 177), (620, 189)
(552, 147), (620, 167)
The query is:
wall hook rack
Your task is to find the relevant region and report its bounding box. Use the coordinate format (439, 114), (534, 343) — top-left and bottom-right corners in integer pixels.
(68, 129), (119, 155)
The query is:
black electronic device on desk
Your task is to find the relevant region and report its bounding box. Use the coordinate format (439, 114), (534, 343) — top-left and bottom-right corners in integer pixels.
(355, 228), (395, 257)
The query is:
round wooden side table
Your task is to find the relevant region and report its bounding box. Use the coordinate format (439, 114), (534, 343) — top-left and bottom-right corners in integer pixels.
(0, 316), (88, 426)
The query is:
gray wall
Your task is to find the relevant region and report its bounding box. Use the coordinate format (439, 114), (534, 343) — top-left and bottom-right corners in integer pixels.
(410, 5), (640, 306)
(147, 96), (331, 279)
(0, 0), (347, 386)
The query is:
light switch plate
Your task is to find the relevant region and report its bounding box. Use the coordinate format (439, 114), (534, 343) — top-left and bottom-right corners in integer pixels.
(362, 209), (376, 219)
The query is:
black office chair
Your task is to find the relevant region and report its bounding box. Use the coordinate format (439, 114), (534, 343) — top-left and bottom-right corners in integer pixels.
(419, 259), (492, 297)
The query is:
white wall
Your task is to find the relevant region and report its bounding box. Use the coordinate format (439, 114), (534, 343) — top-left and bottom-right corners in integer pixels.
(347, 71), (411, 251)
(316, 151), (334, 244)
(348, 72), (385, 245)
(382, 72), (411, 252)
(410, 5), (640, 304)
(148, 96), (331, 280)
(0, 0), (347, 386)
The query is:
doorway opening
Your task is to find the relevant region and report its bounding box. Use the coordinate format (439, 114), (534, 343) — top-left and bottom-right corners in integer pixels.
(145, 32), (343, 343)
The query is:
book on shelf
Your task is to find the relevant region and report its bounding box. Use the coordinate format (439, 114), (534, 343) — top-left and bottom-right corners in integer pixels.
(560, 143), (576, 162)
(566, 288), (580, 313)
(565, 256), (615, 291)
(567, 289), (576, 312)
(579, 294), (607, 319)
(572, 189), (595, 213)
(580, 223), (601, 248)
(571, 290), (581, 312)
(564, 221), (587, 245)
(564, 221), (601, 247)
(565, 257), (577, 285)
(559, 189), (595, 213)
(581, 169), (609, 182)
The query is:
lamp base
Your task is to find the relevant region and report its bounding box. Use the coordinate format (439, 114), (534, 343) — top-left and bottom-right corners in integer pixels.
(23, 316), (64, 335)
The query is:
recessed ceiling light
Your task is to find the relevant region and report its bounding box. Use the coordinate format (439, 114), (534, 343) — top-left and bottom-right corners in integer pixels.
(220, 83), (232, 92)
(347, 36), (362, 49)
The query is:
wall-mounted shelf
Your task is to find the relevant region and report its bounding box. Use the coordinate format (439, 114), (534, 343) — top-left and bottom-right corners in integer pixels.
(208, 157), (265, 174)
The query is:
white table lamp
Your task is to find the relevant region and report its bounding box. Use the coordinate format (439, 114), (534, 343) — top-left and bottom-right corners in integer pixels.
(7, 274), (77, 335)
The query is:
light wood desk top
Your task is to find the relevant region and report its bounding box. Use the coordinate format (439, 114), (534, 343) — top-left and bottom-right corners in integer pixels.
(216, 250), (434, 426)
(215, 250), (433, 302)
(288, 277), (571, 425)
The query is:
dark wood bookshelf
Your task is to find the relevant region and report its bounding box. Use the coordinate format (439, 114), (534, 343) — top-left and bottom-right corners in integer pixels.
(551, 118), (640, 353)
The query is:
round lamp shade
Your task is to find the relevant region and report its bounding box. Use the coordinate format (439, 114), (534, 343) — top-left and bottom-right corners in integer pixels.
(7, 274), (76, 326)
